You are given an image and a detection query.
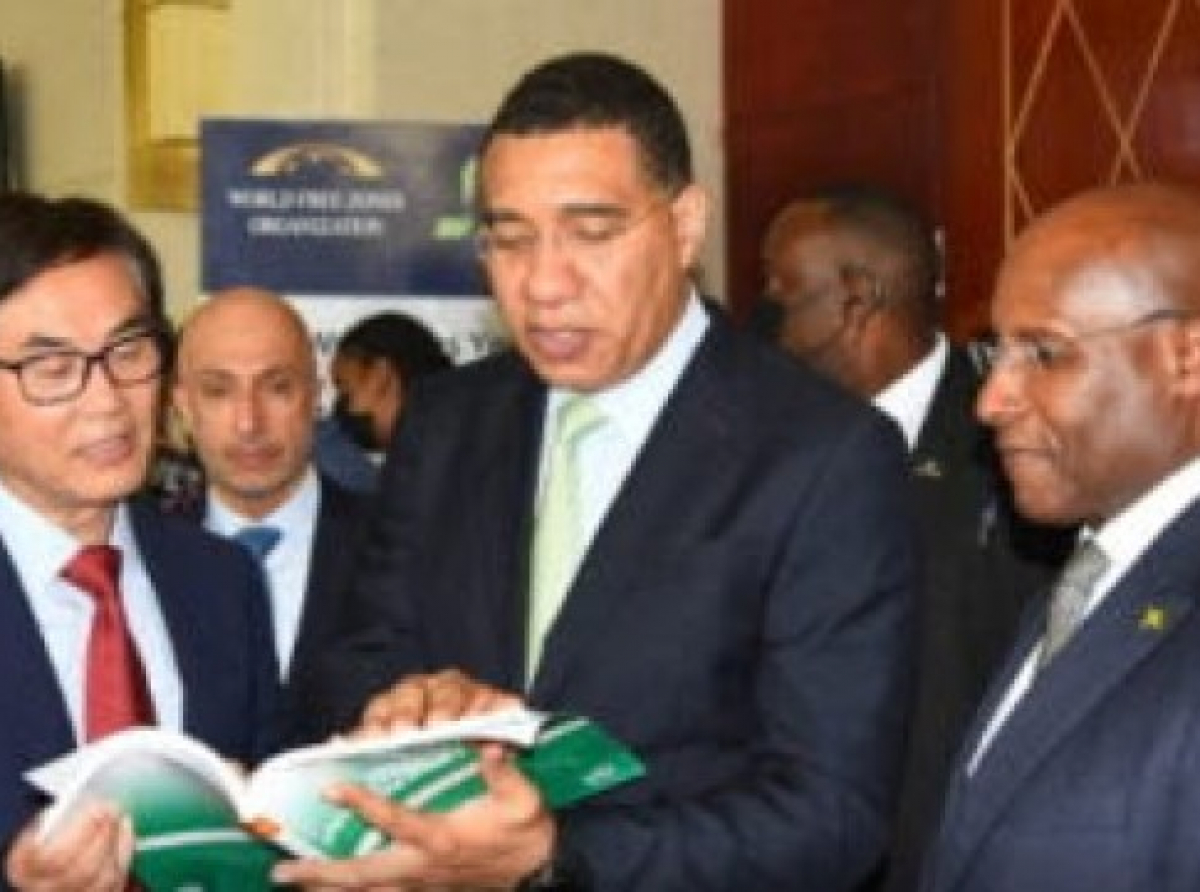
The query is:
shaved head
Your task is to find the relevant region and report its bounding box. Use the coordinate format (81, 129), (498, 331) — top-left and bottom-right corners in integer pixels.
(1002, 182), (1200, 322)
(173, 287), (319, 518)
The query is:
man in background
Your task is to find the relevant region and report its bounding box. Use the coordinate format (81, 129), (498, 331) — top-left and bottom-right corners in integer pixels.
(923, 181), (1200, 891)
(756, 184), (1068, 892)
(0, 193), (278, 889)
(279, 52), (916, 892)
(172, 287), (366, 737)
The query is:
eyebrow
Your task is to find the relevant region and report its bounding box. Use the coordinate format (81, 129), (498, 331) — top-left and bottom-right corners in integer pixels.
(16, 314), (156, 354)
(480, 202), (630, 225)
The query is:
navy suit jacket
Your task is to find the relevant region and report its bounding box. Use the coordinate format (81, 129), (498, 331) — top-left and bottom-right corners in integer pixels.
(288, 476), (368, 688)
(176, 474), (368, 744)
(306, 310), (918, 891)
(0, 497), (280, 869)
(922, 496), (1200, 892)
(284, 476), (369, 743)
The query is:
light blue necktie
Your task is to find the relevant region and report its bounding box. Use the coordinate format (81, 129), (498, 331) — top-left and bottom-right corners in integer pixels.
(234, 525), (282, 563)
(527, 396), (605, 681)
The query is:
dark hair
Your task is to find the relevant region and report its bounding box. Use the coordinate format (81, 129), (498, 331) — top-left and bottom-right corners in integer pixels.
(808, 183), (940, 320)
(336, 312), (452, 383)
(0, 191), (166, 326)
(483, 52), (693, 195)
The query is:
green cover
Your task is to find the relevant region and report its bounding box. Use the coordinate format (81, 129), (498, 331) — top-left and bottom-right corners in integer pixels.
(126, 715), (643, 891)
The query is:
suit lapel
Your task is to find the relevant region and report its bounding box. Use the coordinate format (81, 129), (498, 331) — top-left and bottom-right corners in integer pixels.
(532, 322), (741, 700)
(909, 349), (995, 534)
(130, 501), (208, 735)
(934, 506), (1200, 889)
(462, 366), (546, 692)
(0, 542), (76, 766)
(290, 479), (356, 687)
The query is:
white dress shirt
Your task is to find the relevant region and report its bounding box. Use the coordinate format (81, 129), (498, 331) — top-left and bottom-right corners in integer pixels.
(873, 332), (948, 451)
(205, 467), (320, 677)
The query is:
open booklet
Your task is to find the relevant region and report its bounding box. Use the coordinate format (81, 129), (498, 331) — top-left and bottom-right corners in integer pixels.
(27, 709), (644, 892)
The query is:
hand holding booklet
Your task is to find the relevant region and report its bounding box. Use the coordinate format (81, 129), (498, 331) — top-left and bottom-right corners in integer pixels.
(26, 709), (644, 892)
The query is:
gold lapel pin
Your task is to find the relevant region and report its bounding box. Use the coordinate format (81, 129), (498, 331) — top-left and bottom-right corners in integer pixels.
(1139, 605), (1168, 632)
(912, 458), (942, 479)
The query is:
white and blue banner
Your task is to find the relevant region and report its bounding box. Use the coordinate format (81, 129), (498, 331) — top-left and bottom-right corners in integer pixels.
(201, 119), (505, 369)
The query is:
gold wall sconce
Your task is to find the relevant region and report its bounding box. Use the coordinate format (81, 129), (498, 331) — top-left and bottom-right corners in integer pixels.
(126, 0), (230, 210)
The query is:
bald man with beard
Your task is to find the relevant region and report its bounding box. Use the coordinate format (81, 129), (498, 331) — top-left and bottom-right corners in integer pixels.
(172, 288), (367, 742)
(922, 182), (1200, 892)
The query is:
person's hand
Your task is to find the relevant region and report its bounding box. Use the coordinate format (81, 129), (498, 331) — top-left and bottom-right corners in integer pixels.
(271, 746), (554, 891)
(5, 802), (135, 891)
(357, 668), (524, 736)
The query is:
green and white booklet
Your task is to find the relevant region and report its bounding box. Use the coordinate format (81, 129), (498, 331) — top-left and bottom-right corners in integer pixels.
(26, 709), (644, 892)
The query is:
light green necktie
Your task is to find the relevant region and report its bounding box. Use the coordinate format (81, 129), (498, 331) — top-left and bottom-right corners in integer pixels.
(527, 395), (605, 681)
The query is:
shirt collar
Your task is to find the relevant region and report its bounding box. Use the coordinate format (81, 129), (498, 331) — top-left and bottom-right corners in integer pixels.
(1092, 454), (1200, 582)
(206, 465), (320, 537)
(547, 289), (709, 437)
(873, 332), (948, 451)
(0, 479), (133, 598)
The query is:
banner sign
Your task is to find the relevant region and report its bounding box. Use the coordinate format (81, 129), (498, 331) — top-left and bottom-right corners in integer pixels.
(203, 118), (488, 296)
(200, 119), (504, 368)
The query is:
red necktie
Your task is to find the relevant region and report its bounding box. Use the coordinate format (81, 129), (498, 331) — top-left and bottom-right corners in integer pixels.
(63, 545), (156, 741)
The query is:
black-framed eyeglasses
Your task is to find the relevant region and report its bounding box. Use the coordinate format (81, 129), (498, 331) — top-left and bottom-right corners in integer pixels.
(0, 328), (166, 406)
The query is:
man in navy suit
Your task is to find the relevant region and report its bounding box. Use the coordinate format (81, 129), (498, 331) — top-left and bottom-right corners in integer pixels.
(0, 193), (279, 889)
(172, 287), (367, 740)
(280, 52), (917, 892)
(756, 184), (1069, 892)
(920, 181), (1200, 892)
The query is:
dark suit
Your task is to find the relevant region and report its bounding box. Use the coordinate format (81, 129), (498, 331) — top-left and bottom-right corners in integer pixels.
(921, 497), (1200, 892)
(306, 310), (918, 891)
(284, 476), (368, 743)
(881, 348), (1069, 892)
(176, 474), (368, 744)
(0, 497), (280, 864)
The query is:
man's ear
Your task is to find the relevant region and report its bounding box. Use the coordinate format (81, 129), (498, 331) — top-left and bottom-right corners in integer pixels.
(670, 183), (708, 270)
(169, 380), (189, 427)
(166, 402), (192, 449)
(1173, 316), (1200, 396)
(839, 266), (886, 338)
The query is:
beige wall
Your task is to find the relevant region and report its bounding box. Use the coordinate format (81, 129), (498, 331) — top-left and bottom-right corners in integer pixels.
(0, 0), (723, 314)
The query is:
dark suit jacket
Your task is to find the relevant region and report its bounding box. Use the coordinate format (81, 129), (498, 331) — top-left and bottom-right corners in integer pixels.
(284, 476), (369, 742)
(176, 474), (368, 744)
(0, 497), (280, 865)
(306, 310), (919, 891)
(881, 348), (1069, 892)
(921, 497), (1200, 892)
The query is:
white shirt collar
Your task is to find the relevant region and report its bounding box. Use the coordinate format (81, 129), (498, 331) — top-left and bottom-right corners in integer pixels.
(0, 479), (134, 596)
(872, 332), (948, 451)
(206, 465), (320, 537)
(546, 289), (709, 443)
(1090, 454), (1200, 593)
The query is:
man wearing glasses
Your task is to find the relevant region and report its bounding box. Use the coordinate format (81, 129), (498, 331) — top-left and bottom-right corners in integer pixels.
(0, 193), (279, 889)
(285, 53), (916, 891)
(921, 182), (1200, 892)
